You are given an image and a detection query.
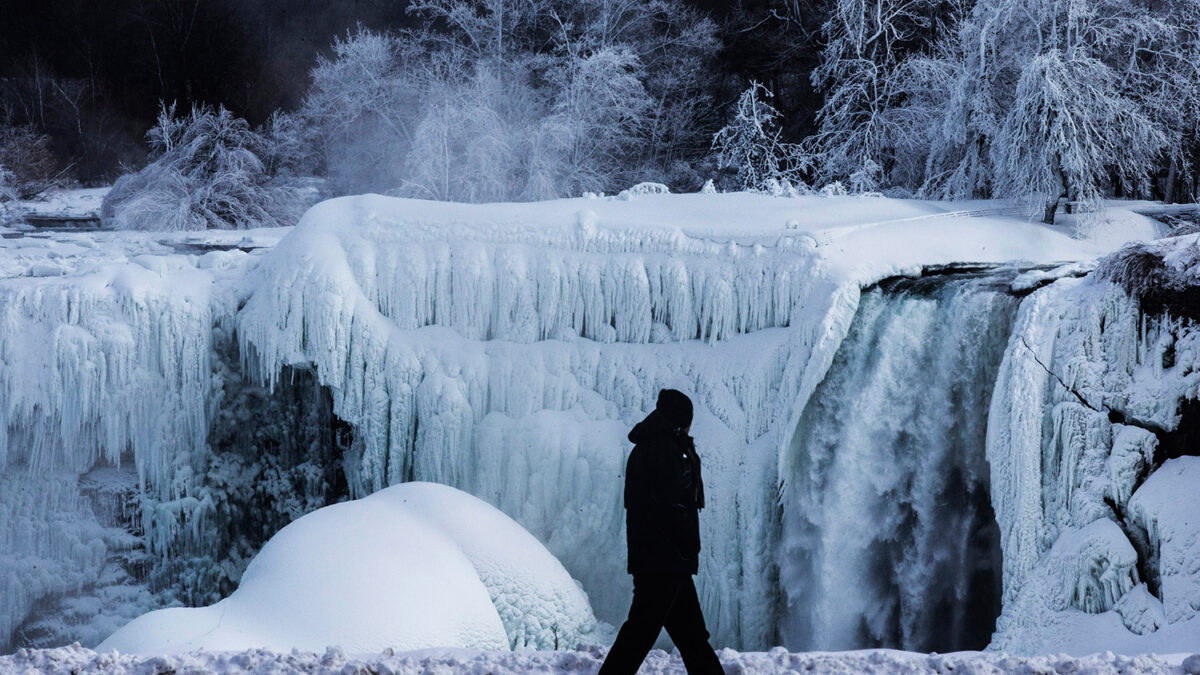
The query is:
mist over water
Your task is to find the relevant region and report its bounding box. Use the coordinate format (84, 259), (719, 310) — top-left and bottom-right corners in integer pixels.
(779, 273), (1016, 652)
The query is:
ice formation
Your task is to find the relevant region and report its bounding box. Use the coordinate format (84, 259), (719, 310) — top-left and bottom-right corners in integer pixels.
(0, 238), (213, 647)
(986, 259), (1200, 653)
(0, 228), (286, 649)
(1128, 457), (1200, 625)
(233, 193), (1157, 650)
(1, 191), (1193, 656)
(234, 194), (888, 647)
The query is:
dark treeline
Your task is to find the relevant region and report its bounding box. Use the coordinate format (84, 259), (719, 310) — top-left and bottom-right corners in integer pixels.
(0, 0), (819, 185)
(0, 0), (411, 183)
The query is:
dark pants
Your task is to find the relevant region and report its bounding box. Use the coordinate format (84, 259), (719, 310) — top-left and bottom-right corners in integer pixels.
(598, 574), (724, 675)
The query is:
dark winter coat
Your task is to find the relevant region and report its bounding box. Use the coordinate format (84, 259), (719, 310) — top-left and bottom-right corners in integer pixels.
(623, 409), (706, 576)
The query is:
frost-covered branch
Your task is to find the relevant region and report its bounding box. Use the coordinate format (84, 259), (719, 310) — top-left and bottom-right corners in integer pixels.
(102, 103), (307, 231)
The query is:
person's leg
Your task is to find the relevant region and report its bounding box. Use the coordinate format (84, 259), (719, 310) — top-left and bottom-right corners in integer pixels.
(598, 575), (681, 675)
(662, 576), (724, 674)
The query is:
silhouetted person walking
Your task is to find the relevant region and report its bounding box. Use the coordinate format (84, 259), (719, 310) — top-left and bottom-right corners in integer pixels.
(598, 389), (724, 675)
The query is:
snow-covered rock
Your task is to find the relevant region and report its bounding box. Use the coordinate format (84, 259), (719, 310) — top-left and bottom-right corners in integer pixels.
(1129, 458), (1200, 625)
(987, 253), (1200, 654)
(98, 482), (595, 654)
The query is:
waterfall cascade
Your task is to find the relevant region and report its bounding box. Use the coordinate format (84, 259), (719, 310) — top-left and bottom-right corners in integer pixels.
(779, 273), (1013, 652)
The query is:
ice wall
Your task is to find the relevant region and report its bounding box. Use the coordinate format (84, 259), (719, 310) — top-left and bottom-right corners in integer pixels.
(986, 266), (1200, 654)
(236, 195), (863, 647)
(0, 257), (213, 646)
(4, 194), (1192, 654)
(779, 275), (1012, 652)
(0, 231), (297, 650)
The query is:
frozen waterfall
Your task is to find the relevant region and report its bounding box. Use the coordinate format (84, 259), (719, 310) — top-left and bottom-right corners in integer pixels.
(779, 273), (1014, 652)
(2, 196), (1196, 656)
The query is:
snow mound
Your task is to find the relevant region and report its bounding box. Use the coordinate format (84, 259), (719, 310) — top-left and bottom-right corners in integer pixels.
(98, 482), (596, 654)
(365, 482), (600, 649)
(1129, 458), (1200, 625)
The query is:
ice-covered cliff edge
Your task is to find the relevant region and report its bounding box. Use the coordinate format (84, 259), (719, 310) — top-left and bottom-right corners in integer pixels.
(234, 193), (1158, 649)
(0, 191), (1175, 653)
(987, 235), (1200, 653)
(0, 228), (288, 649)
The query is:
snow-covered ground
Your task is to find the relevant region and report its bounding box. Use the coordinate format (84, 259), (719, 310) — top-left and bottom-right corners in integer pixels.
(0, 187), (109, 228)
(1, 189), (1193, 659)
(1, 643), (1197, 674)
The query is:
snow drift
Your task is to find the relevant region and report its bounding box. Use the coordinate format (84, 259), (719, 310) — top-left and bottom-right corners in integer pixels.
(97, 482), (598, 654)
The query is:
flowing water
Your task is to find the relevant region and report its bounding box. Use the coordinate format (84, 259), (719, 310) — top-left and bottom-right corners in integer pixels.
(779, 272), (1018, 652)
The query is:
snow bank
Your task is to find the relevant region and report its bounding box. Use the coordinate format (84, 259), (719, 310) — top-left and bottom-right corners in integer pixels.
(1128, 458), (1200, 626)
(98, 482), (596, 654)
(2, 643), (1193, 674)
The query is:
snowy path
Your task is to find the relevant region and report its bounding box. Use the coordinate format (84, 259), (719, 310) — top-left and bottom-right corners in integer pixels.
(0, 644), (1195, 675)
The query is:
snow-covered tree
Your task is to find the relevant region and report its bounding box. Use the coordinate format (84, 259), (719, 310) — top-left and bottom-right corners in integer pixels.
(711, 82), (806, 191)
(539, 45), (651, 197)
(991, 50), (1165, 224)
(1123, 0), (1200, 203)
(804, 0), (960, 188)
(297, 0), (720, 201)
(919, 0), (1188, 221)
(302, 28), (427, 194)
(0, 124), (67, 199)
(102, 103), (304, 231)
(0, 164), (18, 226)
(555, 0), (720, 187)
(0, 165), (15, 203)
(259, 110), (321, 179)
(402, 67), (533, 202)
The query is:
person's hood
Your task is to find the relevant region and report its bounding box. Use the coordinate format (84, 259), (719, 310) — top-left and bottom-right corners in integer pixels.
(628, 389), (694, 444)
(656, 389), (693, 429)
(628, 409), (672, 444)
